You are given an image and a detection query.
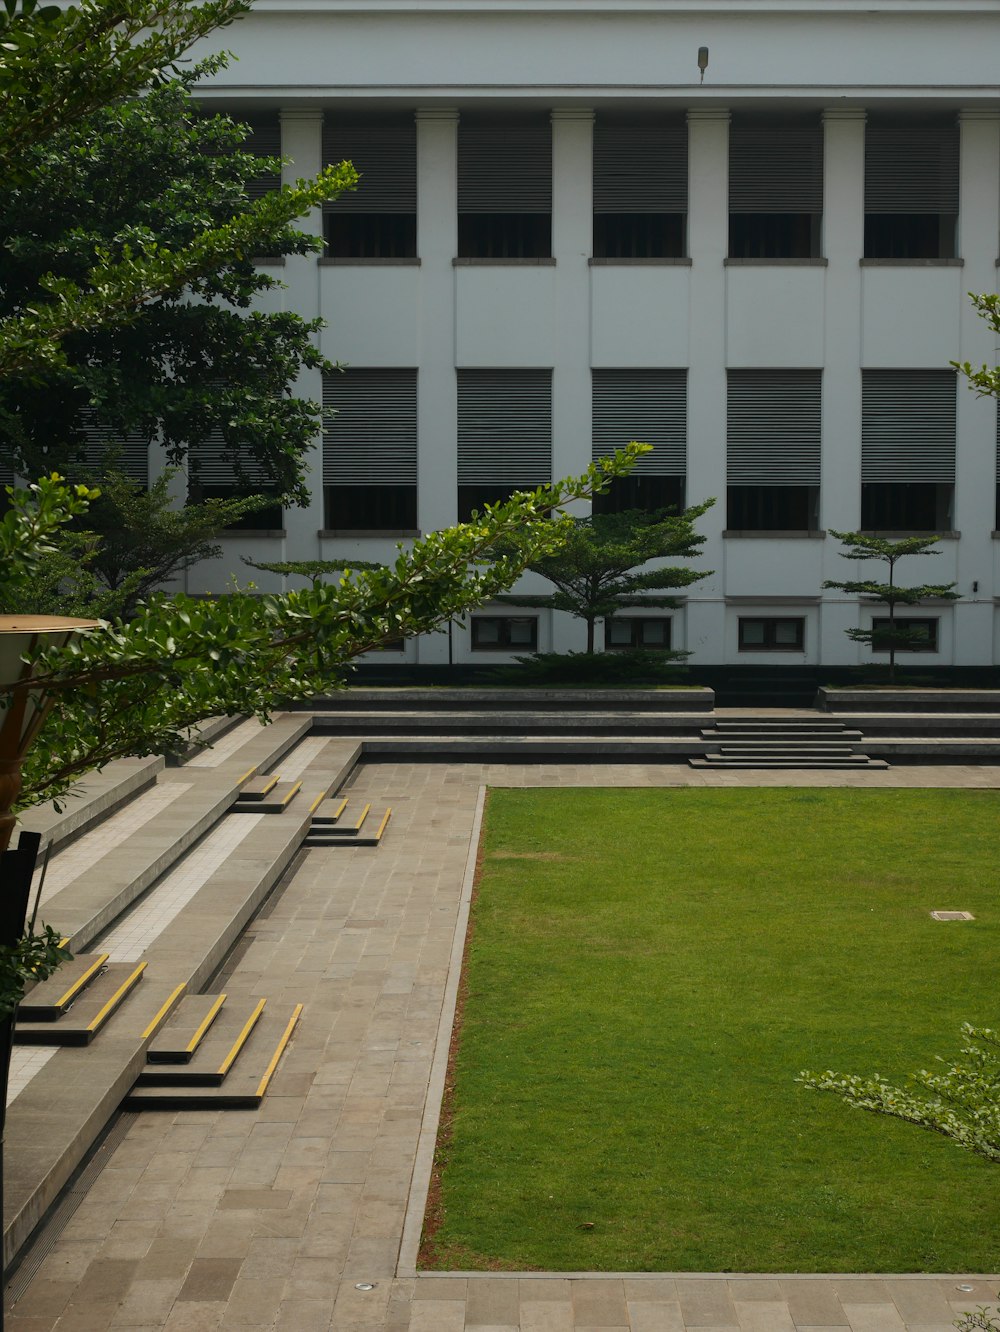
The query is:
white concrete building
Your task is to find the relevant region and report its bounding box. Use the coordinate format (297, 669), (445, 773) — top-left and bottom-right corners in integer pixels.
(187, 0), (1000, 673)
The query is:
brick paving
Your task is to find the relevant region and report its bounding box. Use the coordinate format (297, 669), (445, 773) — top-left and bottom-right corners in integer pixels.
(8, 760), (1000, 1331)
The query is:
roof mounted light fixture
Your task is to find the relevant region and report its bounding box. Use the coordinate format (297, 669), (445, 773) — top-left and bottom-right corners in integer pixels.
(698, 46), (709, 85)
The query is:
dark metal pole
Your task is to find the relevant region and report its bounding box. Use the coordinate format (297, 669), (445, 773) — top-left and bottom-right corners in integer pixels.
(0, 831), (41, 1332)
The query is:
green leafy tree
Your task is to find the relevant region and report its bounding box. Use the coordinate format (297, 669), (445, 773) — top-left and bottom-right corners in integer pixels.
(0, 0), (353, 383)
(0, 73), (348, 500)
(491, 502), (713, 654)
(953, 292), (1000, 400)
(822, 531), (959, 684)
(4, 454), (645, 813)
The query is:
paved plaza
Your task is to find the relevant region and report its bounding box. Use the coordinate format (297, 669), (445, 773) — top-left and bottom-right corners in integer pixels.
(8, 757), (1000, 1330)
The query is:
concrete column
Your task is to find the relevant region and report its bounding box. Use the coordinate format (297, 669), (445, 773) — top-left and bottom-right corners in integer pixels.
(953, 109), (1000, 663)
(684, 108), (730, 663)
(414, 108), (460, 665)
(549, 108), (595, 652)
(819, 108), (867, 664)
(278, 108), (325, 563)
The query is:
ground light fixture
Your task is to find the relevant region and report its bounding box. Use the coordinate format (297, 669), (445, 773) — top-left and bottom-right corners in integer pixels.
(0, 614), (98, 1332)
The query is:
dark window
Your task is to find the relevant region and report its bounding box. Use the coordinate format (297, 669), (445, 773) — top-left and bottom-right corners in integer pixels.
(729, 213), (820, 260)
(593, 476), (684, 516)
(458, 119), (551, 259)
(326, 215), (417, 259)
(728, 119), (823, 259)
(605, 618), (672, 651)
(727, 485), (819, 531)
(458, 214), (550, 260)
(471, 616), (538, 651)
(593, 214), (685, 260)
(193, 486), (283, 531)
(864, 122), (959, 259)
(324, 484), (417, 532)
(861, 483), (952, 532)
(738, 617), (805, 652)
(323, 118), (417, 259)
(871, 617), (939, 652)
(458, 485), (540, 523)
(367, 635), (405, 653)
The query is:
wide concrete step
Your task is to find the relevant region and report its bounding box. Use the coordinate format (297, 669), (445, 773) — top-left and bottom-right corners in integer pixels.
(305, 806), (392, 848)
(309, 796), (350, 826)
(19, 953), (110, 1021)
(15, 963), (147, 1046)
(703, 729), (863, 741)
(315, 710), (711, 737)
(126, 1004), (302, 1109)
(691, 756), (889, 770)
(136, 997), (267, 1086)
(231, 779), (302, 814)
(308, 687), (715, 713)
(145, 993), (227, 1064)
(716, 745), (857, 756)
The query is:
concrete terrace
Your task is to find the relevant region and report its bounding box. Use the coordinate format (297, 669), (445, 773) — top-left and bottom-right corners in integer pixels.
(6, 723), (1000, 1331)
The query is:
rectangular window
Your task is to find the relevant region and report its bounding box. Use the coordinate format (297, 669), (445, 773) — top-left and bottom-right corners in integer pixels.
(726, 370), (822, 530)
(871, 617), (939, 652)
(242, 117), (282, 200)
(457, 370), (552, 520)
(458, 118), (551, 258)
(71, 413), (151, 488)
(592, 369), (686, 515)
(864, 121), (959, 259)
(593, 119), (687, 259)
(322, 368), (418, 531)
(471, 616), (538, 651)
(729, 118), (823, 259)
(861, 370), (955, 532)
(605, 618), (672, 651)
(738, 617), (805, 652)
(323, 117), (417, 259)
(186, 393), (282, 529)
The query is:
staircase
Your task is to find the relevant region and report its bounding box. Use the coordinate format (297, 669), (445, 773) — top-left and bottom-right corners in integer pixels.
(125, 991), (302, 1110)
(690, 718), (888, 770)
(303, 796), (392, 848)
(15, 954), (147, 1046)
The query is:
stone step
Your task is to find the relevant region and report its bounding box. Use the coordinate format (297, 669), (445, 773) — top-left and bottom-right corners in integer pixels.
(19, 953), (110, 1021)
(311, 800), (372, 835)
(703, 729), (863, 741)
(145, 993), (228, 1064)
(126, 1004), (303, 1110)
(237, 773), (280, 800)
(136, 997), (267, 1086)
(15, 963), (147, 1046)
(716, 745), (858, 756)
(309, 796), (349, 826)
(305, 807), (392, 848)
(230, 780), (302, 814)
(690, 756), (889, 770)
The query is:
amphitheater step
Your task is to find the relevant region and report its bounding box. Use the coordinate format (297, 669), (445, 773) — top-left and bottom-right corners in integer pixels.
(15, 962), (147, 1046)
(19, 953), (110, 1021)
(135, 997), (267, 1086)
(230, 780), (301, 814)
(304, 804), (391, 848)
(126, 1004), (303, 1110)
(145, 992), (228, 1064)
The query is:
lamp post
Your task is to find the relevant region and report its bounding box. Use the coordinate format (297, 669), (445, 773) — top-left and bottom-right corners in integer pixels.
(0, 615), (98, 1323)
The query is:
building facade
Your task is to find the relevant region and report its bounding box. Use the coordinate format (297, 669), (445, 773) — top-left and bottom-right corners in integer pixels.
(185, 0), (1000, 670)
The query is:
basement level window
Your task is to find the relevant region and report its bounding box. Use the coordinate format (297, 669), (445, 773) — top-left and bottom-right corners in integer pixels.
(738, 617), (805, 652)
(871, 618), (938, 653)
(605, 618), (672, 651)
(471, 617), (538, 651)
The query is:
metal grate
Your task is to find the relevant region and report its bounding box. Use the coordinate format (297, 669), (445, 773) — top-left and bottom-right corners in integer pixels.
(592, 370), (686, 475)
(322, 119), (417, 213)
(726, 370), (822, 486)
(457, 369), (552, 485)
(862, 370), (956, 484)
(322, 369), (418, 485)
(930, 911), (974, 921)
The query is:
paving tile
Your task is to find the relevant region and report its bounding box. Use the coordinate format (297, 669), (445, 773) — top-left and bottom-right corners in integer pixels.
(571, 1278), (628, 1326)
(176, 1260), (242, 1303)
(884, 1281), (956, 1324)
(780, 1280), (846, 1326)
(626, 1299), (686, 1331)
(406, 1299), (467, 1331)
(733, 1300), (796, 1331)
(840, 1304), (907, 1332)
(676, 1280), (738, 1326)
(464, 1277), (521, 1326)
(518, 1300), (575, 1331)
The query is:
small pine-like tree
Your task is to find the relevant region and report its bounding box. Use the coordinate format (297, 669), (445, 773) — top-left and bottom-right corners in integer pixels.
(822, 530), (959, 684)
(489, 501), (712, 654)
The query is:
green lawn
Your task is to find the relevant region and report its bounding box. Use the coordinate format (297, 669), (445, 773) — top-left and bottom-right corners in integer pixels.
(421, 788), (1000, 1273)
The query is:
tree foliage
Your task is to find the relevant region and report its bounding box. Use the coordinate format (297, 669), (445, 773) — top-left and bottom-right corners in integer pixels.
(3, 458), (645, 812)
(822, 530), (958, 683)
(953, 293), (1000, 400)
(491, 501), (713, 653)
(800, 1025), (1000, 1164)
(0, 0), (354, 387)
